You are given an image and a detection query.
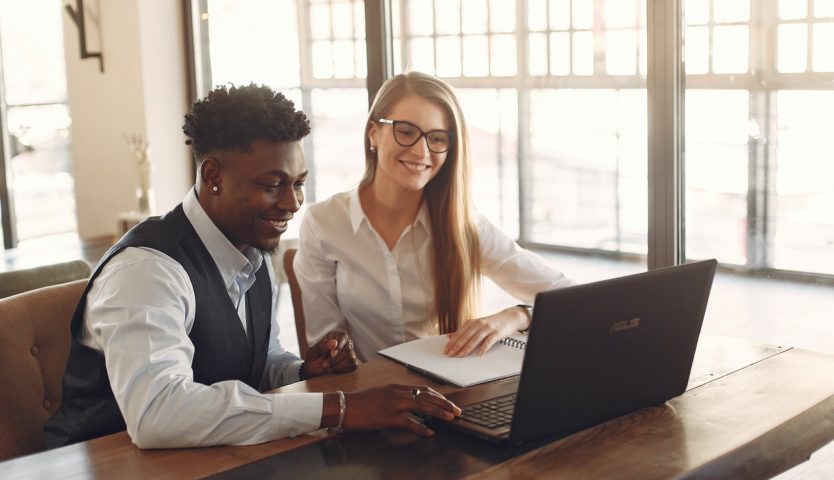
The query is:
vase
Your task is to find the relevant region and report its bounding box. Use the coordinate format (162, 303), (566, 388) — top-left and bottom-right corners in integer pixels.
(136, 187), (151, 214)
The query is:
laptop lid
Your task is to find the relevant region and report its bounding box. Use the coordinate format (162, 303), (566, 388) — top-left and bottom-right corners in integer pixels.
(509, 259), (717, 443)
(443, 259), (717, 444)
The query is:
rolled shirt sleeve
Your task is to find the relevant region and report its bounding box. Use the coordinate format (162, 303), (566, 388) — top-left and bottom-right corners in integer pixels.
(477, 215), (573, 304)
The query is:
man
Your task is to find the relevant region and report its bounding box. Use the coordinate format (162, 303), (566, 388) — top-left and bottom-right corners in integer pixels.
(45, 84), (459, 449)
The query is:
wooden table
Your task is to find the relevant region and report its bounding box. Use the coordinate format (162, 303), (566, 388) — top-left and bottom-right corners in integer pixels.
(2, 336), (833, 479)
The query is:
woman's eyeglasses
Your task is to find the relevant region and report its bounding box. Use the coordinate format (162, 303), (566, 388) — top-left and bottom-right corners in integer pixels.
(376, 118), (452, 154)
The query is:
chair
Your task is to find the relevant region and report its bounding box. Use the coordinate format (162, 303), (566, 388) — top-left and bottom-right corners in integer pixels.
(0, 260), (91, 299)
(282, 248), (309, 357)
(0, 279), (87, 460)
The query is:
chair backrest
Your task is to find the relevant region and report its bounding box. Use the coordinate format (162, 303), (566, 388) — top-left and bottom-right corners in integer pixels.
(0, 279), (87, 460)
(282, 248), (309, 357)
(0, 260), (91, 299)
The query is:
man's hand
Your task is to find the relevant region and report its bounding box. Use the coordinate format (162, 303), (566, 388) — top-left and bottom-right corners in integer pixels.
(443, 306), (529, 357)
(337, 385), (462, 437)
(302, 330), (358, 378)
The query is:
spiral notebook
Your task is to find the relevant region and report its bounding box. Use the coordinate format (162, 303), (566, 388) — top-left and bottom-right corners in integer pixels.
(377, 334), (527, 387)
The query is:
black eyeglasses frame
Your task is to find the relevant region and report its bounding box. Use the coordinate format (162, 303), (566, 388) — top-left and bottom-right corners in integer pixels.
(376, 118), (453, 154)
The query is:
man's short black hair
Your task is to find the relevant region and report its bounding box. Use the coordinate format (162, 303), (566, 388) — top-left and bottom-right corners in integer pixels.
(183, 83), (311, 158)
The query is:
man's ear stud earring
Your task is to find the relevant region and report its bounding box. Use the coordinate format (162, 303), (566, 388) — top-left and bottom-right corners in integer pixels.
(370, 145), (377, 153)
(212, 186), (218, 192)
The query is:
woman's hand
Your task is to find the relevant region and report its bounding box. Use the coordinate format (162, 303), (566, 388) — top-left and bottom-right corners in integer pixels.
(336, 385), (461, 437)
(443, 306), (530, 357)
(302, 330), (358, 378)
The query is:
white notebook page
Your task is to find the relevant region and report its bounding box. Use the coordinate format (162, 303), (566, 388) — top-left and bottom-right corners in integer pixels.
(377, 334), (527, 387)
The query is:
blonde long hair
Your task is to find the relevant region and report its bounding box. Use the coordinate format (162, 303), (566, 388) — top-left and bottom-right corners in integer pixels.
(360, 72), (481, 334)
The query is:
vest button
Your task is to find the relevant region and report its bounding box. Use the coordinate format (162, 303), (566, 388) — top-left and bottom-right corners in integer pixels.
(43, 399), (51, 410)
(31, 346), (39, 356)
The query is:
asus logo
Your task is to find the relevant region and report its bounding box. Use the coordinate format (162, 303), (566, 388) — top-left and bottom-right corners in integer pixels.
(609, 318), (641, 333)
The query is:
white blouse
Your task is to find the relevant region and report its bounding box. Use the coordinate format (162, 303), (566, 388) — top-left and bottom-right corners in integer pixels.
(294, 188), (571, 362)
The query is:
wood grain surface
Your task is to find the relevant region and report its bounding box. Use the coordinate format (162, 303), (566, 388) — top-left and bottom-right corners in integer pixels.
(1, 336), (830, 480)
(471, 348), (834, 479)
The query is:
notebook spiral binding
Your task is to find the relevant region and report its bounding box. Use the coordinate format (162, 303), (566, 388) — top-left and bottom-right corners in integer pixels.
(498, 336), (527, 350)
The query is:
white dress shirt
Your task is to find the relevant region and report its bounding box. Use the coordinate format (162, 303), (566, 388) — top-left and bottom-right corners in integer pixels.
(295, 188), (572, 362)
(77, 188), (322, 448)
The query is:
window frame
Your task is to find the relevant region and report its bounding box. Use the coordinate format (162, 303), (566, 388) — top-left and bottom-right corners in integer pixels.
(187, 0), (834, 284)
(0, 44), (15, 248)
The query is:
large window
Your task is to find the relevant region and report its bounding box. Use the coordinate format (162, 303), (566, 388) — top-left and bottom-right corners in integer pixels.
(0, 0), (75, 248)
(683, 0), (834, 276)
(193, 1), (649, 258)
(389, 0), (648, 257)
(189, 0), (834, 282)
(194, 0), (369, 217)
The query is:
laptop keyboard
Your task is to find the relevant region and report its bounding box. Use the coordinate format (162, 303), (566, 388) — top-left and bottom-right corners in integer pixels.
(459, 393), (516, 430)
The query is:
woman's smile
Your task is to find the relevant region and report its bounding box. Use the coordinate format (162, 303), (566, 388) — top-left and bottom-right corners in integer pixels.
(399, 159), (431, 172)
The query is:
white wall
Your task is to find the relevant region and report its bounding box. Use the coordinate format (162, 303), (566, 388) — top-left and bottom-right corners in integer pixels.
(137, 0), (193, 214)
(62, 0), (191, 238)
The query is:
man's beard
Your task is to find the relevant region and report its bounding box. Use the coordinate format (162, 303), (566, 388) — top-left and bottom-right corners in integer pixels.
(258, 245), (278, 256)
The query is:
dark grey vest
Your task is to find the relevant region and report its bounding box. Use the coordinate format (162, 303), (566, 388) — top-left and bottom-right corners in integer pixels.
(44, 204), (272, 448)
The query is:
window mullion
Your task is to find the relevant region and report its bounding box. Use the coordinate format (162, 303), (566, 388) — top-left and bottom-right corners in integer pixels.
(593, 0), (606, 74)
(746, 1), (771, 270)
(0, 34), (17, 249)
(806, 0), (813, 71)
(364, 0), (394, 104)
(646, 0), (683, 268)
(186, 0), (212, 99)
(517, 0), (531, 243)
(297, 0), (313, 84)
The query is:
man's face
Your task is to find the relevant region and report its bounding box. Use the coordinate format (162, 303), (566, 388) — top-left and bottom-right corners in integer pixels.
(207, 139), (307, 254)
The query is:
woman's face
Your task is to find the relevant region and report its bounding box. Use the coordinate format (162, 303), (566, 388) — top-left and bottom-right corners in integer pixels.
(368, 94), (451, 194)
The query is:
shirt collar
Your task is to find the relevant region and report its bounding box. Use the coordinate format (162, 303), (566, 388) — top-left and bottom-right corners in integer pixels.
(348, 187), (430, 235)
(182, 187), (264, 290)
(348, 187), (365, 235)
(414, 201), (430, 231)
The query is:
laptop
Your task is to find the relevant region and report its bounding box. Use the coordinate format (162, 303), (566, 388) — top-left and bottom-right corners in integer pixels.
(437, 259), (717, 444)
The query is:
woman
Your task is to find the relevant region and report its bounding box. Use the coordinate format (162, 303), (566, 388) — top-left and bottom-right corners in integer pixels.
(295, 72), (571, 362)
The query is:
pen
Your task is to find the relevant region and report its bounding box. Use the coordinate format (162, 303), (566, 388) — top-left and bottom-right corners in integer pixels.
(406, 364), (451, 385)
